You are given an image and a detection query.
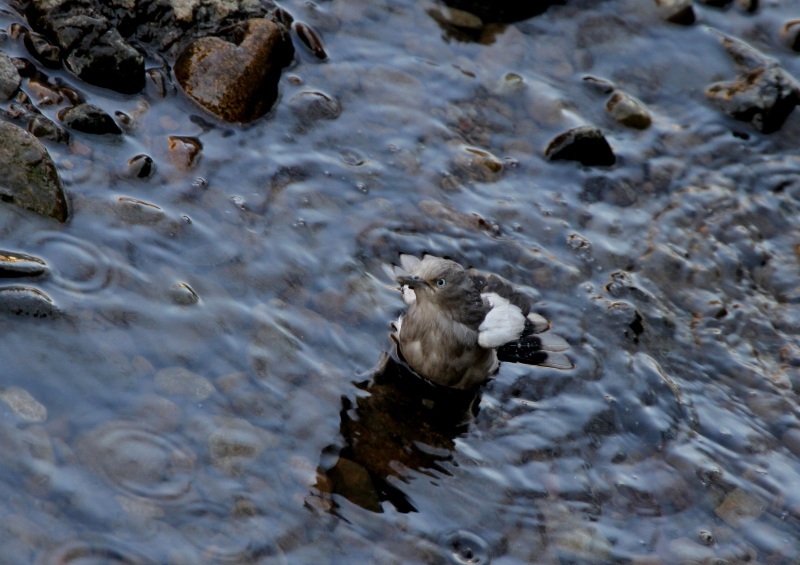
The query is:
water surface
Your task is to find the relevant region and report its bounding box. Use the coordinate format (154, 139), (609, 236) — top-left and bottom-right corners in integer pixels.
(1, 0), (799, 563)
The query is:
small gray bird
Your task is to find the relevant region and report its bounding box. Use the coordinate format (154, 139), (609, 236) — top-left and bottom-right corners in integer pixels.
(389, 254), (571, 390)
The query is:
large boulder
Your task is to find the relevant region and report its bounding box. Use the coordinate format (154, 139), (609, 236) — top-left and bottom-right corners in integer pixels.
(0, 121), (69, 222)
(174, 18), (293, 123)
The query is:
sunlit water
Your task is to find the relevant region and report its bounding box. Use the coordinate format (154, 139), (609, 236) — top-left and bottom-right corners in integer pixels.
(1, 0), (799, 562)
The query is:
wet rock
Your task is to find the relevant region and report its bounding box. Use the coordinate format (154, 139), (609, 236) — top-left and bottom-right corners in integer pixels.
(288, 90), (341, 126)
(58, 103), (122, 135)
(168, 136), (203, 170)
(654, 0), (695, 26)
(0, 286), (58, 318)
(437, 0), (559, 25)
(169, 282), (200, 305)
(22, 31), (61, 68)
(706, 32), (800, 133)
(293, 21), (327, 60)
(783, 20), (800, 53)
(27, 115), (70, 143)
(606, 91), (652, 129)
(708, 66), (800, 133)
(698, 0), (733, 6)
(154, 366), (216, 401)
(0, 121), (68, 222)
(28, 0), (145, 94)
(545, 125), (616, 167)
(0, 53), (21, 100)
(451, 145), (504, 183)
(0, 387), (47, 422)
(0, 250), (48, 278)
(115, 196), (165, 225)
(174, 18), (294, 123)
(125, 154), (155, 179)
(97, 0), (271, 57)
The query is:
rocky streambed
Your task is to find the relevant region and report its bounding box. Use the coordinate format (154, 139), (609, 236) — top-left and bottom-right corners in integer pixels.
(1, 0), (799, 563)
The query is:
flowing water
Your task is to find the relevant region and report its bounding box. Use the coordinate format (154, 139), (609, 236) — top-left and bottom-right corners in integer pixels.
(1, 0), (799, 563)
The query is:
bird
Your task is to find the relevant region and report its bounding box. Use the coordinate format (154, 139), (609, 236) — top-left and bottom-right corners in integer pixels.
(387, 254), (572, 390)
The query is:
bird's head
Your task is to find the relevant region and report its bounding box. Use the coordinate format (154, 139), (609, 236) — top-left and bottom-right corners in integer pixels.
(395, 255), (474, 307)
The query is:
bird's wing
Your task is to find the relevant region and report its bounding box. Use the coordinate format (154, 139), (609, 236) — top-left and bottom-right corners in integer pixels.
(469, 270), (532, 317)
(477, 292), (527, 348)
(496, 330), (573, 369)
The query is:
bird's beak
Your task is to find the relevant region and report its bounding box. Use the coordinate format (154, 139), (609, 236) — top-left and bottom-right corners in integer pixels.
(396, 275), (428, 289)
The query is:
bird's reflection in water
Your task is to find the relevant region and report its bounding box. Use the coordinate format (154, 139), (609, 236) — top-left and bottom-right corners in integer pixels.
(314, 353), (481, 513)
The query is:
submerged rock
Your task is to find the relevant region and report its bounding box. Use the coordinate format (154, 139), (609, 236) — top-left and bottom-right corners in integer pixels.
(0, 121), (68, 222)
(0, 387), (48, 422)
(545, 125), (616, 167)
(706, 32), (800, 133)
(174, 18), (294, 123)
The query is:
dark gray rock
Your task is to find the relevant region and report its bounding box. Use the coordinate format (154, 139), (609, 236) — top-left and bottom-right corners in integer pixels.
(0, 286), (58, 317)
(22, 31), (61, 68)
(654, 0), (695, 26)
(28, 0), (145, 94)
(545, 125), (616, 167)
(0, 53), (21, 100)
(57, 103), (122, 134)
(27, 115), (70, 143)
(0, 121), (68, 221)
(96, 0), (272, 57)
(706, 32), (800, 133)
(0, 251), (48, 279)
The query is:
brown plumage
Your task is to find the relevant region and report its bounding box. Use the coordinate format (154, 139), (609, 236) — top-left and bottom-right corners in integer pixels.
(389, 254), (572, 390)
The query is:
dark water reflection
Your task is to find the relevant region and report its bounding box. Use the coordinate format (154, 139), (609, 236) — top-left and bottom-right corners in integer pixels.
(1, 0), (800, 562)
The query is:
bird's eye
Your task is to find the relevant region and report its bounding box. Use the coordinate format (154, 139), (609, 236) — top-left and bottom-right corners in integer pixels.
(436, 278), (446, 287)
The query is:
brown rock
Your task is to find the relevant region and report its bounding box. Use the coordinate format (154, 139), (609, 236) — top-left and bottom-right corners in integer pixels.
(606, 91), (652, 129)
(174, 18), (294, 123)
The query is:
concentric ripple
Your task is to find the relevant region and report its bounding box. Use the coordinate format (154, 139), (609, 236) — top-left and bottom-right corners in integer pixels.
(33, 233), (113, 293)
(78, 422), (195, 502)
(36, 538), (151, 565)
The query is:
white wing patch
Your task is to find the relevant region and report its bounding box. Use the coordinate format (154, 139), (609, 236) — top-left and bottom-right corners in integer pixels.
(478, 292), (526, 349)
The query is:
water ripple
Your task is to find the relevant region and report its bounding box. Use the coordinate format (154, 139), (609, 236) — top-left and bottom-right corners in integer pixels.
(77, 422), (195, 502)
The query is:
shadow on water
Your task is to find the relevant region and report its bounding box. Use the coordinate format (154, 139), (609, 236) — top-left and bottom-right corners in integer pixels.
(315, 353), (480, 514)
